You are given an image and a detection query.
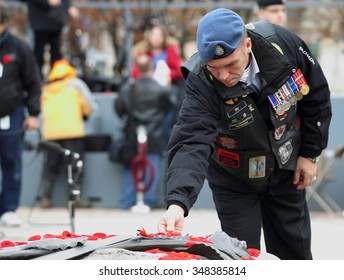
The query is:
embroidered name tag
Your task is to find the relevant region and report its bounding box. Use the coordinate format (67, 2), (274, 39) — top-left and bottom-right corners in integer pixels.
(226, 100), (254, 130)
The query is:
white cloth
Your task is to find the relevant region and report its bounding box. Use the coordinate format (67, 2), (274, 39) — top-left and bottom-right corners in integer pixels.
(152, 60), (171, 87)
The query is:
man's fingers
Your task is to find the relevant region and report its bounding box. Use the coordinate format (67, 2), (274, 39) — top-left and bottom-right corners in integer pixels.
(157, 213), (177, 233)
(166, 221), (179, 233)
(157, 218), (168, 233)
(293, 168), (301, 185)
(157, 205), (185, 234)
(160, 214), (178, 232)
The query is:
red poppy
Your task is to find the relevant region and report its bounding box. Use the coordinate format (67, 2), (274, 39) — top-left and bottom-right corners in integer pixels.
(104, 234), (117, 238)
(137, 228), (155, 238)
(75, 232), (114, 240)
(2, 54), (11, 64)
(145, 248), (165, 254)
(166, 230), (181, 237)
(28, 235), (41, 241)
(62, 230), (81, 238)
(241, 256), (255, 260)
(15, 241), (28, 246)
(87, 235), (100, 241)
(0, 240), (15, 248)
(159, 251), (201, 260)
(189, 235), (212, 243)
(43, 233), (64, 239)
(247, 248), (261, 257)
(92, 232), (108, 239)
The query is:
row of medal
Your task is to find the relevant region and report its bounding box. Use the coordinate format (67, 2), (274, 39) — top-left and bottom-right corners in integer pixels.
(268, 69), (309, 117)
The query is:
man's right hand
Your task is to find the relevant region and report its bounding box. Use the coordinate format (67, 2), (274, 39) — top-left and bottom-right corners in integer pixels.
(157, 204), (185, 235)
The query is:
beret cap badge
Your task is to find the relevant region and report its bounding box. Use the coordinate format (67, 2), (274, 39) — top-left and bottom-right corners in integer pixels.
(214, 44), (225, 57)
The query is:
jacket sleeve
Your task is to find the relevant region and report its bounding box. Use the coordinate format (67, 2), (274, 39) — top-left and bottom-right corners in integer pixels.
(165, 73), (220, 215)
(166, 45), (184, 82)
(114, 82), (132, 118)
(294, 35), (331, 158)
(276, 26), (332, 158)
(19, 39), (42, 116)
(69, 78), (98, 116)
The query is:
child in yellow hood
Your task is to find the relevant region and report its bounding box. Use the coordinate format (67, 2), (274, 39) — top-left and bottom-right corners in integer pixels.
(39, 59), (98, 208)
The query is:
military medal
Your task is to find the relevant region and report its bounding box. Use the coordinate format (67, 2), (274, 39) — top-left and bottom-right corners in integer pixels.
(268, 94), (283, 115)
(300, 84), (310, 95)
(268, 68), (309, 115)
(284, 101), (291, 111)
(295, 91), (303, 101)
(293, 69), (310, 95)
(268, 89), (290, 116)
(289, 95), (297, 106)
(286, 76), (299, 93)
(277, 89), (286, 101)
(276, 106), (285, 116)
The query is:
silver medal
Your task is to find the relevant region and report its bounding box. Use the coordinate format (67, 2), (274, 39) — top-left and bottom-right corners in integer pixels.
(283, 101), (291, 111)
(289, 95), (297, 106)
(276, 106), (285, 116)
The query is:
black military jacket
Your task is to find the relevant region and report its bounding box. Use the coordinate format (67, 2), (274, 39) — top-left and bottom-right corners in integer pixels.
(165, 21), (332, 215)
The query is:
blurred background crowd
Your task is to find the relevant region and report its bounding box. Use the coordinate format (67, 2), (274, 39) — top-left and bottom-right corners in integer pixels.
(5, 0), (344, 93)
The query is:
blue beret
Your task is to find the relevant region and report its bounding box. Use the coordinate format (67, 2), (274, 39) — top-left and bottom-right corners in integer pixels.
(196, 8), (245, 63)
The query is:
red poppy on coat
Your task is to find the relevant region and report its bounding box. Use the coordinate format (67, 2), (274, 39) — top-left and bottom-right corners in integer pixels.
(2, 54), (12, 64)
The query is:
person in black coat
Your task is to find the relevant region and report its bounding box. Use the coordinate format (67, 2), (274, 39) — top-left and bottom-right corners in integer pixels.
(0, 4), (41, 226)
(114, 54), (174, 210)
(157, 8), (332, 260)
(22, 0), (78, 79)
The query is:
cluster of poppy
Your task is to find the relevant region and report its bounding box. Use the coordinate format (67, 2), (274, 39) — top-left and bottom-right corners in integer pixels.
(137, 228), (261, 260)
(0, 230), (115, 248)
(0, 228), (261, 260)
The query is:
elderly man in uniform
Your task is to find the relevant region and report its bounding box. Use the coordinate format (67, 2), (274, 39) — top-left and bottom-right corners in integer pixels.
(257, 0), (287, 27)
(157, 8), (331, 260)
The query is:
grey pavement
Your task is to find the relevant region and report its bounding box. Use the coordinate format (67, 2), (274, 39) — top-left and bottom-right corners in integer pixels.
(1, 206), (343, 260)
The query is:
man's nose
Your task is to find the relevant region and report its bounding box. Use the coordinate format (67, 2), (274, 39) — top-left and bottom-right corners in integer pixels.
(218, 69), (229, 81)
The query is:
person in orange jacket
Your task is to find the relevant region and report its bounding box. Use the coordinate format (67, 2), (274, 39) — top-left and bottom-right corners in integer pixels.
(39, 59), (98, 208)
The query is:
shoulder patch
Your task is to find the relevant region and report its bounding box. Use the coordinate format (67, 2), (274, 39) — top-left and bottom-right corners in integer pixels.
(271, 43), (284, 54)
(245, 23), (255, 30)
